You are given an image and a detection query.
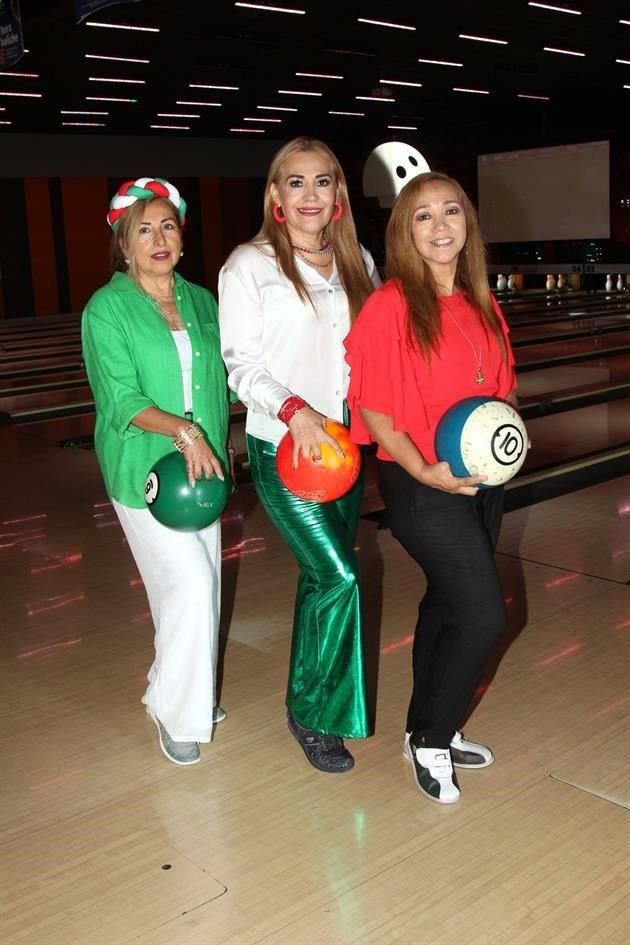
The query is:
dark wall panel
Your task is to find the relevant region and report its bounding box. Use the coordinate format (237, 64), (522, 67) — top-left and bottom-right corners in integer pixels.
(61, 178), (110, 313)
(24, 177), (59, 317)
(0, 179), (34, 319)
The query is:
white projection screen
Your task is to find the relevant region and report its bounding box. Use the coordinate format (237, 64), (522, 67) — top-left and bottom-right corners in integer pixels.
(477, 140), (610, 243)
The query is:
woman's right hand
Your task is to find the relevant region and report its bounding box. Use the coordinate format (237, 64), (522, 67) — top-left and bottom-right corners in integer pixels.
(417, 460), (486, 496)
(287, 406), (344, 468)
(183, 438), (225, 487)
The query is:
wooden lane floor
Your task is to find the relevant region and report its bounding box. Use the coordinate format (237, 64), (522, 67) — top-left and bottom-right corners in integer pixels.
(0, 432), (627, 945)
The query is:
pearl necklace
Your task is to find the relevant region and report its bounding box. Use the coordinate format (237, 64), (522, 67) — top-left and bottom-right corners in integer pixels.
(443, 301), (485, 384)
(294, 250), (334, 269)
(290, 240), (333, 257)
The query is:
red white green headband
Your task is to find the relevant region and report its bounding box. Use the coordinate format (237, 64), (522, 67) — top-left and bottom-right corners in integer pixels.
(107, 177), (187, 230)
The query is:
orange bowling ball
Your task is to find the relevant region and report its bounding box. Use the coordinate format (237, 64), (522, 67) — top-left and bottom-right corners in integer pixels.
(275, 419), (361, 502)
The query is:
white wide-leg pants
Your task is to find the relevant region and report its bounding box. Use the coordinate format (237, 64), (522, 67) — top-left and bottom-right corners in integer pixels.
(113, 500), (221, 743)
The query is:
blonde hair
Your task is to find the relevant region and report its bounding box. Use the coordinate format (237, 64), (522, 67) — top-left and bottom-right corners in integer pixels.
(110, 196), (182, 277)
(254, 136), (373, 318)
(386, 171), (505, 357)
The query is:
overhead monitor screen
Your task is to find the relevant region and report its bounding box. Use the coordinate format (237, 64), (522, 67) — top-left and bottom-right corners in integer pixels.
(477, 140), (610, 243)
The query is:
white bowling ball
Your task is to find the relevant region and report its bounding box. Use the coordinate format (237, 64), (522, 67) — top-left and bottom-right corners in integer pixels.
(363, 141), (430, 207)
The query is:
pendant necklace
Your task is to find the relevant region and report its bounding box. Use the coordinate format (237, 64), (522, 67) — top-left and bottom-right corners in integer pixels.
(443, 301), (485, 384)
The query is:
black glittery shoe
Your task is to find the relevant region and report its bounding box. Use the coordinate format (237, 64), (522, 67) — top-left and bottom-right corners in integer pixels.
(287, 713), (355, 773)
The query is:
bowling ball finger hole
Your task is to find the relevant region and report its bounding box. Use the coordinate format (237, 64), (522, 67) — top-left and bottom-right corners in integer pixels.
(395, 165), (407, 179)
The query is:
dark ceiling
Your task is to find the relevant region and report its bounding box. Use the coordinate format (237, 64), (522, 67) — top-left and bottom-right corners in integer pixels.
(1, 0), (627, 146)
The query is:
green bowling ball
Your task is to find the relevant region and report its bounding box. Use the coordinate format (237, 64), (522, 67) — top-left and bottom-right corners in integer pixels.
(144, 451), (229, 531)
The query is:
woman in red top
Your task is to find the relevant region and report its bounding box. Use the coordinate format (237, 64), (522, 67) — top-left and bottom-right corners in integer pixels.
(345, 171), (523, 805)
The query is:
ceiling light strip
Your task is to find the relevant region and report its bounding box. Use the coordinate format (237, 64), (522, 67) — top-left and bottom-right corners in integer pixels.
(86, 95), (137, 102)
(0, 71), (39, 78)
(157, 112), (200, 118)
(62, 121), (106, 127)
(85, 21), (160, 31)
(278, 89), (322, 96)
(0, 91), (42, 98)
(329, 110), (365, 116)
(356, 95), (396, 102)
(230, 126), (266, 132)
(257, 105), (298, 111)
(85, 54), (149, 63)
(528, 2), (581, 12)
(190, 84), (239, 90)
(150, 124), (191, 130)
(235, 2), (305, 13)
(517, 93), (550, 100)
(357, 17), (416, 31)
(459, 34), (508, 44)
(295, 72), (343, 79)
(380, 79), (422, 87)
(543, 46), (585, 56)
(61, 109), (109, 115)
(418, 58), (463, 67)
(176, 100), (223, 106)
(88, 76), (146, 84)
(388, 124), (418, 130)
(452, 87), (490, 94)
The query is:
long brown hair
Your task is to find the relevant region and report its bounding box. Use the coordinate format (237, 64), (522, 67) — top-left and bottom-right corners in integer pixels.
(386, 171), (504, 357)
(254, 137), (373, 318)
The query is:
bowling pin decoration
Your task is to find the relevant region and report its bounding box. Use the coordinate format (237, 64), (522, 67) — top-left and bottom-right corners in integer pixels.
(362, 141), (430, 208)
(545, 274), (556, 291)
(617, 274), (624, 292)
(496, 273), (507, 291)
(507, 274), (515, 291)
(605, 274), (613, 292)
(557, 273), (566, 290)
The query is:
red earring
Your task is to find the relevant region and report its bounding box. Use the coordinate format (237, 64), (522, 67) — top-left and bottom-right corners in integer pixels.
(273, 203), (286, 223)
(331, 202), (343, 222)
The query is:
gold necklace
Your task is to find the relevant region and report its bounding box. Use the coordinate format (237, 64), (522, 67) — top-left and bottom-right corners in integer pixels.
(139, 285), (183, 329)
(443, 301), (485, 384)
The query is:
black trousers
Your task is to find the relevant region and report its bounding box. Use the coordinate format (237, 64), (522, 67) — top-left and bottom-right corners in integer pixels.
(378, 460), (506, 748)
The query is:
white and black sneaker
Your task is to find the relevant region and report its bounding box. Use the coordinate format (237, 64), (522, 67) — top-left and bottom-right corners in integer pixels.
(403, 738), (460, 804)
(449, 730), (494, 768)
(403, 731), (494, 769)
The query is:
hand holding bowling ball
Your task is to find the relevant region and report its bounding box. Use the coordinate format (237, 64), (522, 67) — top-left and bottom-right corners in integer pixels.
(435, 397), (528, 489)
(145, 451), (230, 531)
(276, 419), (361, 502)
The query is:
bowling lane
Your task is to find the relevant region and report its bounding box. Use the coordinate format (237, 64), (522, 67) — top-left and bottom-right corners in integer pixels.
(516, 329), (630, 369)
(521, 397), (630, 472)
(517, 353), (630, 402)
(510, 314), (630, 346)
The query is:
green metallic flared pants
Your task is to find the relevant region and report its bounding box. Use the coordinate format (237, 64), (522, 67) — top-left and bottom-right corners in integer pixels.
(247, 434), (371, 739)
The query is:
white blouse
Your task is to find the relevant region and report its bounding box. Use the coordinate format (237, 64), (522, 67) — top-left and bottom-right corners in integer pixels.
(218, 241), (381, 444)
(171, 329), (193, 414)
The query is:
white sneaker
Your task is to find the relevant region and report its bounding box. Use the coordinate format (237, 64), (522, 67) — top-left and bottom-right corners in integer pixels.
(449, 730), (494, 768)
(403, 731), (494, 769)
(403, 738), (460, 804)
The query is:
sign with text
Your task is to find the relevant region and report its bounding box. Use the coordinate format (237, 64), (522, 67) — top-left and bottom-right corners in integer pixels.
(0, 0), (24, 67)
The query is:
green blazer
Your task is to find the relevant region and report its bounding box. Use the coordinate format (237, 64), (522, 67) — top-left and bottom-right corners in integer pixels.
(82, 271), (230, 508)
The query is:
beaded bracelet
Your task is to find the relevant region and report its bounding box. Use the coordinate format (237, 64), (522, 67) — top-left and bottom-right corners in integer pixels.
(277, 395), (307, 425)
(173, 423), (204, 453)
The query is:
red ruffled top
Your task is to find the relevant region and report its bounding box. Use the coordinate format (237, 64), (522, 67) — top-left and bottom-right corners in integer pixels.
(345, 280), (516, 463)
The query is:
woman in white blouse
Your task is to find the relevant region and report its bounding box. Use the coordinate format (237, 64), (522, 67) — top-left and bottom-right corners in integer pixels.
(219, 137), (380, 773)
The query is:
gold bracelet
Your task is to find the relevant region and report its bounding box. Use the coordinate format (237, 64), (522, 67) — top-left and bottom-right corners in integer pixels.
(173, 423), (203, 453)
